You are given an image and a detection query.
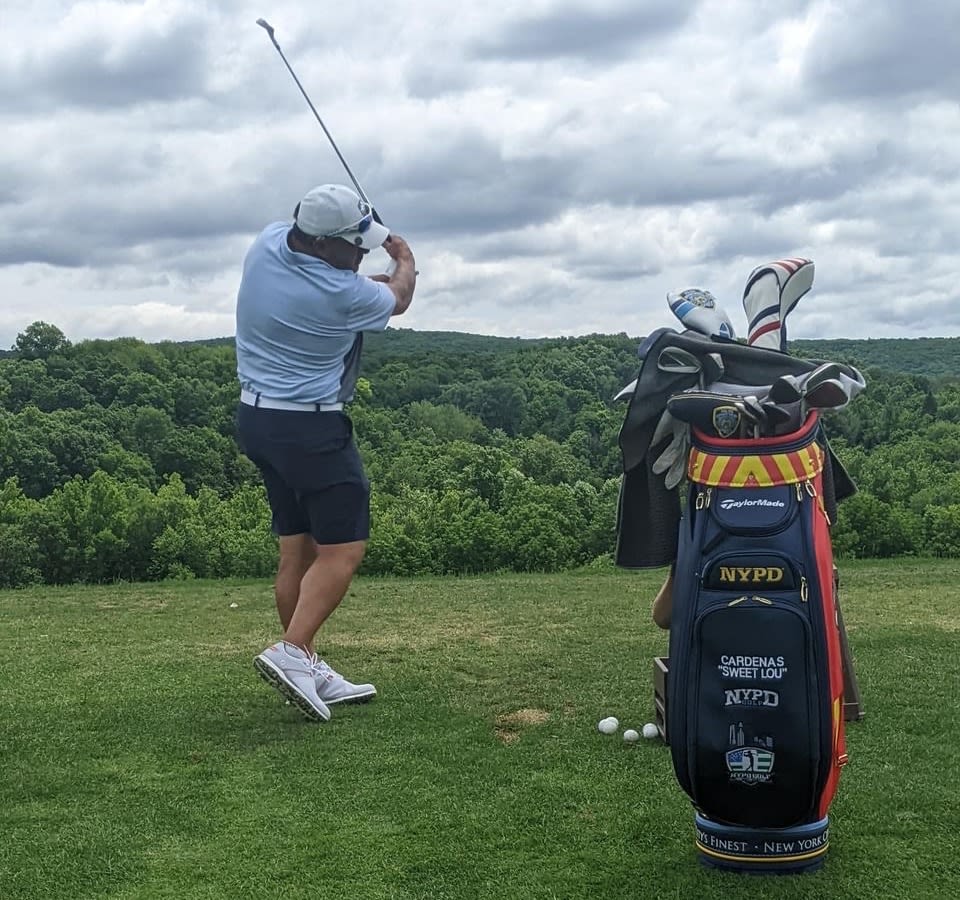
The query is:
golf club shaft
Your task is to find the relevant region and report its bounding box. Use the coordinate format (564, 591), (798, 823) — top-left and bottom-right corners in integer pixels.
(256, 18), (383, 225)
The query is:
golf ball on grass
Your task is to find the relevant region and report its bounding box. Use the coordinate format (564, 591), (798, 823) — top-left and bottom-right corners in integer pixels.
(623, 729), (640, 742)
(642, 723), (660, 740)
(597, 716), (619, 734)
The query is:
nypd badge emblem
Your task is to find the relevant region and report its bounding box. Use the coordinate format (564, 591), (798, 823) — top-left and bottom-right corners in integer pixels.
(677, 288), (717, 309)
(712, 405), (742, 438)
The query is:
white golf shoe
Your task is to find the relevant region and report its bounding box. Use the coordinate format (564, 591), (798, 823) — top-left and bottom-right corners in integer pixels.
(314, 659), (377, 705)
(254, 641), (331, 722)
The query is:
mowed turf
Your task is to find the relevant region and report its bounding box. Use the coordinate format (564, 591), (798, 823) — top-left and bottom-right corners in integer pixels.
(1, 559), (958, 900)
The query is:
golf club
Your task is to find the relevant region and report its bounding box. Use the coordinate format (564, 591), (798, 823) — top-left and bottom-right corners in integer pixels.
(657, 346), (703, 377)
(761, 399), (800, 435)
(742, 395), (769, 438)
(767, 374), (803, 405)
(256, 18), (383, 225)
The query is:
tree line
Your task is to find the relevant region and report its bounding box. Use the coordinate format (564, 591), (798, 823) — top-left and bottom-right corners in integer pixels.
(0, 320), (958, 587)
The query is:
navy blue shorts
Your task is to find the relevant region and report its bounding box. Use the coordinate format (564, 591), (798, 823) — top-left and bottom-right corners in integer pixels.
(236, 403), (370, 544)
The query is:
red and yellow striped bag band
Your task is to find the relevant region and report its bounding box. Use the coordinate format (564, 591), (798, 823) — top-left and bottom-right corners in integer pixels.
(688, 414), (825, 488)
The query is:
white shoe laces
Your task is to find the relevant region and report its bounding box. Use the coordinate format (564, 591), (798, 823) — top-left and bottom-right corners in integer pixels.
(312, 658), (340, 683)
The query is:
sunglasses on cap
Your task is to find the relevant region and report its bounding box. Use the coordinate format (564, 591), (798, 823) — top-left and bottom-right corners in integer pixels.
(324, 203), (373, 244)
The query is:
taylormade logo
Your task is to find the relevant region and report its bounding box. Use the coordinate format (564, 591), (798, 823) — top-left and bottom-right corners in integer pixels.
(720, 498), (786, 510)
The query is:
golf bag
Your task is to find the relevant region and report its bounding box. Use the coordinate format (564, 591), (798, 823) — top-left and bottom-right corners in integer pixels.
(666, 411), (848, 872)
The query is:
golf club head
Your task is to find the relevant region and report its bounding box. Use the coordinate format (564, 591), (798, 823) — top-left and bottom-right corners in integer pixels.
(667, 288), (737, 341)
(767, 374), (803, 405)
(792, 363), (866, 410)
(741, 395), (769, 438)
(803, 378), (851, 410)
(742, 394), (768, 424)
(657, 346), (703, 376)
(804, 362), (844, 384)
(836, 367), (867, 402)
(793, 363), (845, 408)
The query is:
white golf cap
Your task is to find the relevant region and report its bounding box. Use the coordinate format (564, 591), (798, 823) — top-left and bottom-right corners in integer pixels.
(294, 184), (390, 250)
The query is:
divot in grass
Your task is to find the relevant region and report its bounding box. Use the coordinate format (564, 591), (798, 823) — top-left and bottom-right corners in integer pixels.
(494, 707), (550, 744)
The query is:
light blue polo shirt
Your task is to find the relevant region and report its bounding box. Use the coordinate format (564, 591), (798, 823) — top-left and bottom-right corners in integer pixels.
(235, 222), (396, 404)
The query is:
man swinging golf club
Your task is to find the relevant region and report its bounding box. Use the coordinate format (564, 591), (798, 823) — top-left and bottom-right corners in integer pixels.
(235, 183), (417, 721)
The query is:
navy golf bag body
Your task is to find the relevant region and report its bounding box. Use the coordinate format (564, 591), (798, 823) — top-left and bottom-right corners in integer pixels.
(666, 411), (848, 873)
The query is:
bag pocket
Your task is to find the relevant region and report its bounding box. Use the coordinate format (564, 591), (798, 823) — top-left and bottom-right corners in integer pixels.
(702, 551), (803, 594)
(709, 485), (797, 535)
(686, 599), (821, 828)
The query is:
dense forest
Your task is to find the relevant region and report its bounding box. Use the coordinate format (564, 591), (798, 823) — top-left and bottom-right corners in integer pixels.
(0, 320), (958, 587)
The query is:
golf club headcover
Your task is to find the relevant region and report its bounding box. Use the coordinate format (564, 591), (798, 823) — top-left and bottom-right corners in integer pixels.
(667, 391), (755, 440)
(667, 289), (737, 341)
(742, 258), (814, 352)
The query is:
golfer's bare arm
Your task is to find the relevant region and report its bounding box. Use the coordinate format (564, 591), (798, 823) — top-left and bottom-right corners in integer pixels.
(652, 570), (674, 630)
(378, 234), (417, 315)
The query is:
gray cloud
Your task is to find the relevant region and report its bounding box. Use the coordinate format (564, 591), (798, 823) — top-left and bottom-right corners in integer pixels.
(2, 15), (212, 111)
(471, 0), (695, 62)
(1, 0), (959, 346)
(404, 61), (477, 101)
(802, 3), (960, 100)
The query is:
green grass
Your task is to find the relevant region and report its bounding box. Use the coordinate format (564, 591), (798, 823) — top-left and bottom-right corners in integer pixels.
(1, 559), (958, 900)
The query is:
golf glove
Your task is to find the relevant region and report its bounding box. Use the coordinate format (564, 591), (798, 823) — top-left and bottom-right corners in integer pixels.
(651, 410), (690, 490)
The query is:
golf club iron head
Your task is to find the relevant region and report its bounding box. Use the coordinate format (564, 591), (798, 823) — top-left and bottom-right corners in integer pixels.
(742, 395), (769, 438)
(767, 374), (804, 405)
(657, 346), (703, 376)
(803, 378), (851, 410)
(656, 347), (725, 392)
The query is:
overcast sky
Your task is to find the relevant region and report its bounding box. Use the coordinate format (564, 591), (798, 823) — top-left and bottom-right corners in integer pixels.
(2, 0), (959, 348)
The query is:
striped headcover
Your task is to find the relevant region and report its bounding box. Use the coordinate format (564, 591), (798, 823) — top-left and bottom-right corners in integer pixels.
(742, 257), (814, 352)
